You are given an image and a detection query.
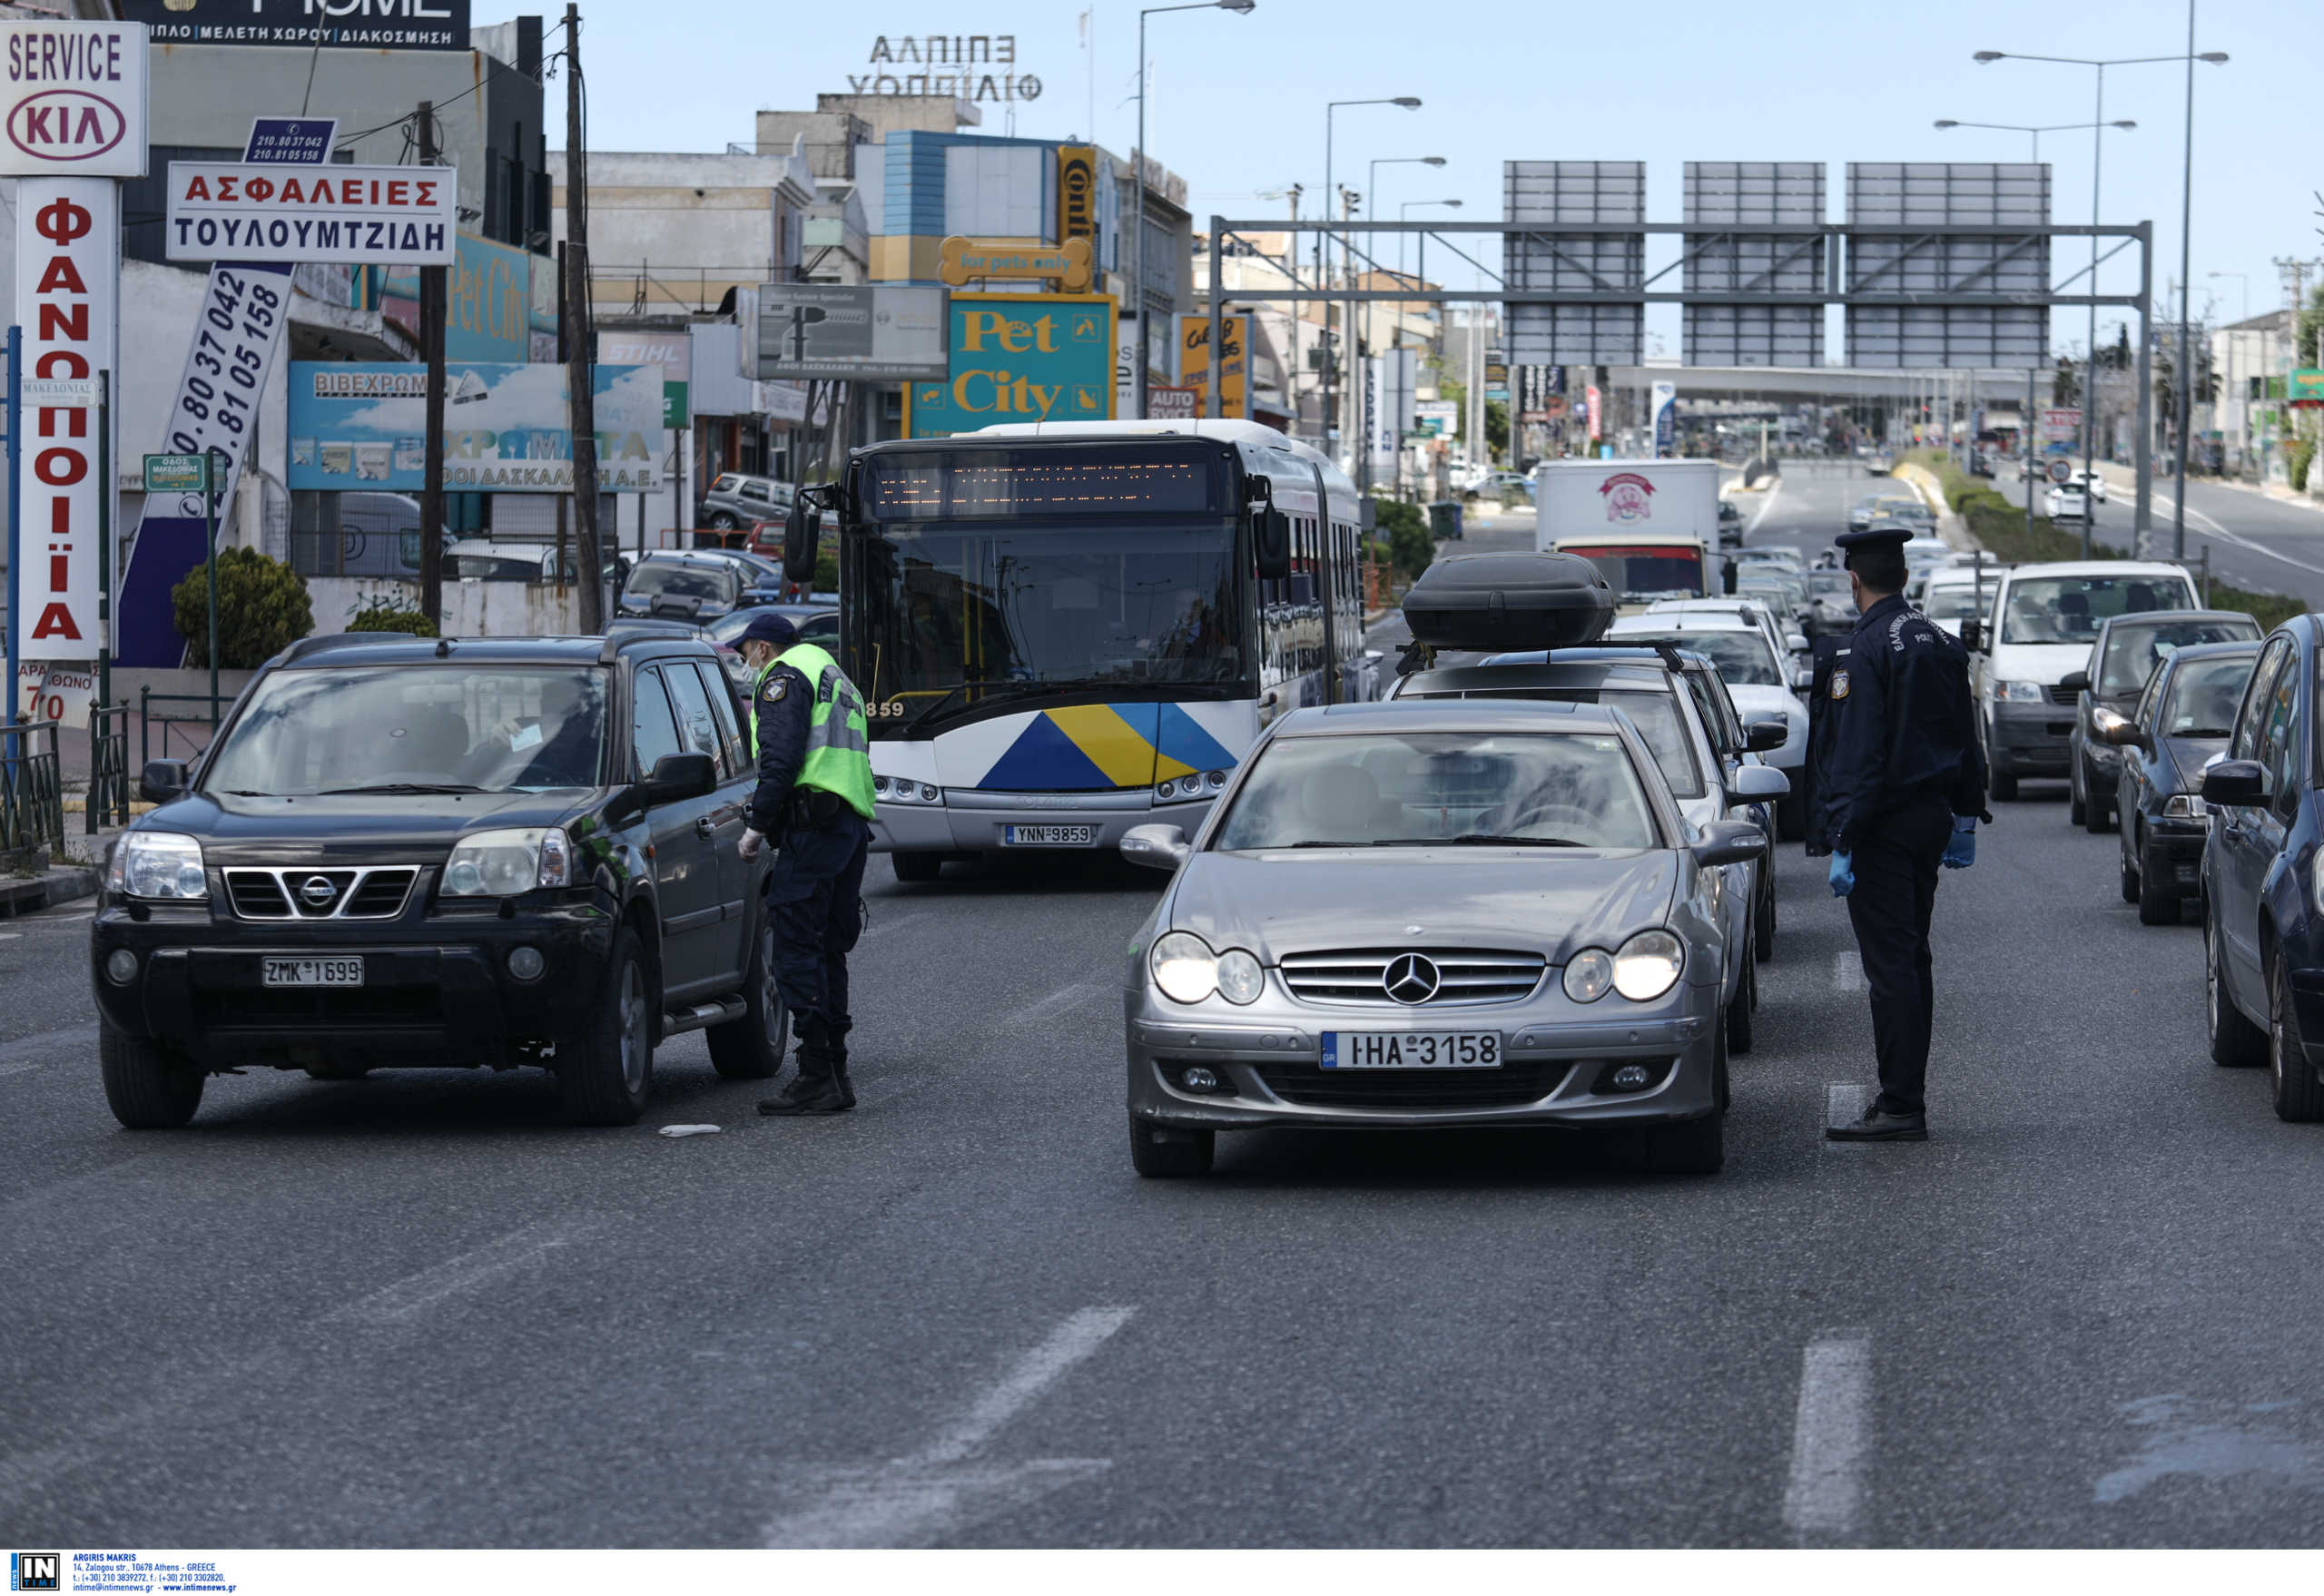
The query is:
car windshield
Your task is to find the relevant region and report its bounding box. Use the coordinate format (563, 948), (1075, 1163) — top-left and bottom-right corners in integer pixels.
(1215, 730), (1659, 851)
(1410, 685), (1704, 799)
(1922, 585), (1988, 622)
(1808, 572), (1850, 596)
(2003, 576), (2192, 645)
(2160, 655), (2257, 738)
(202, 665), (608, 796)
(1615, 630), (1778, 686)
(626, 563), (732, 601)
(2099, 618), (2260, 695)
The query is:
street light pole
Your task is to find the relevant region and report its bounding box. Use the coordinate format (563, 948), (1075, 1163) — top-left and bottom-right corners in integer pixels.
(1135, 0), (1253, 424)
(1320, 95), (1420, 462)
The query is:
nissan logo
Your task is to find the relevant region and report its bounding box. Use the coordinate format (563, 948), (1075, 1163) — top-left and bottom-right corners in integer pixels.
(1383, 952), (1440, 1005)
(299, 875), (339, 906)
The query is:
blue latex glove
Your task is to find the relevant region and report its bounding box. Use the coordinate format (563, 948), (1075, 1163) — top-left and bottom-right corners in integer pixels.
(1828, 852), (1856, 897)
(1942, 816), (1977, 870)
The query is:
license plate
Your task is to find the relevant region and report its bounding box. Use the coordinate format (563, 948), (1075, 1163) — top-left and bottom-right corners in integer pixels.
(1322, 1031), (1502, 1069)
(1002, 824), (1095, 846)
(261, 957), (364, 988)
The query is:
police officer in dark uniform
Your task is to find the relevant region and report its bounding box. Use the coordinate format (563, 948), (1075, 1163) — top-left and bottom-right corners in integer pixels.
(1821, 526), (1989, 1142)
(731, 611), (878, 1117)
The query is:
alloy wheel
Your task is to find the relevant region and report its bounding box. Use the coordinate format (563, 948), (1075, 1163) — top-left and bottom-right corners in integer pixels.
(619, 962), (648, 1094)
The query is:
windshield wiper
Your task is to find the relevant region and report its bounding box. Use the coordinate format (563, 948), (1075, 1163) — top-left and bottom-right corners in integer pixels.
(1446, 833), (1588, 847)
(315, 782), (489, 796)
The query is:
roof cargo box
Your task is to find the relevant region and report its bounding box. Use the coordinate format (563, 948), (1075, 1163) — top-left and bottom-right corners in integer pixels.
(1401, 552), (1615, 653)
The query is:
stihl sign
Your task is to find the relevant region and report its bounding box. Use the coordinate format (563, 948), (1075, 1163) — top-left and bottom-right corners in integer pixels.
(0, 20), (148, 178)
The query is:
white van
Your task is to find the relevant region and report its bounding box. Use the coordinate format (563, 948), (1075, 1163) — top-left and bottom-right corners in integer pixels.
(1965, 559), (2200, 799)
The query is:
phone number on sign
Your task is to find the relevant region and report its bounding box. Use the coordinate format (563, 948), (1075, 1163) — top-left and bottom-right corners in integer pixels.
(167, 267), (287, 461)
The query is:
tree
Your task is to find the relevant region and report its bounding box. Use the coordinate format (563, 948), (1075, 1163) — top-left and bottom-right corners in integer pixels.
(1372, 498), (1433, 577)
(172, 547), (313, 668)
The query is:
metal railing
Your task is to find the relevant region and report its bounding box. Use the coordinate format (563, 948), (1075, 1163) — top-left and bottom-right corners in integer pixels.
(140, 687), (222, 769)
(586, 263), (772, 317)
(1, 719), (65, 866)
(88, 704), (131, 833)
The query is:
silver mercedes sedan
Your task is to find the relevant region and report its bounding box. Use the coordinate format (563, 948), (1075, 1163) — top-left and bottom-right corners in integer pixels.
(1118, 697), (1765, 1178)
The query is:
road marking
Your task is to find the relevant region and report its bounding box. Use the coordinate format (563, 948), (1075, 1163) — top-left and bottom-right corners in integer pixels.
(1746, 478), (1784, 537)
(1782, 1329), (1873, 1544)
(0, 1023), (99, 1080)
(1831, 951), (1863, 992)
(2147, 490), (2324, 578)
(1009, 980), (1106, 1026)
(332, 1217), (601, 1324)
(763, 1305), (1136, 1548)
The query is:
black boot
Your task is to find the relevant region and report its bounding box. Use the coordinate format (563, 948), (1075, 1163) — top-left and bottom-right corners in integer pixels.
(825, 1020), (855, 1110)
(759, 1018), (850, 1115)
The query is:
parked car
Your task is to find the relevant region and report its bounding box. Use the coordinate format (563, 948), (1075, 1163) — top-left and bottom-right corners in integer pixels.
(287, 492), (452, 580)
(1964, 560), (2201, 799)
(2063, 610), (2262, 832)
(618, 550), (745, 622)
(2199, 615), (2324, 1118)
(2073, 468), (2110, 504)
(1643, 596), (1807, 676)
(2045, 483), (2093, 521)
(697, 472), (795, 532)
(2099, 639), (2261, 924)
(1115, 697), (1767, 1176)
(96, 627), (784, 1128)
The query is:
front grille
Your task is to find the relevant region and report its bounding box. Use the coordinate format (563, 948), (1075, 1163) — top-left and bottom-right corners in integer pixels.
(222, 866), (417, 920)
(2047, 682), (2081, 705)
(1279, 948), (1547, 1006)
(1256, 1059), (1572, 1108)
(194, 988), (440, 1027)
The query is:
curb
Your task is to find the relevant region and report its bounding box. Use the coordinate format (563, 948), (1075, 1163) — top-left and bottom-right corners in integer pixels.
(0, 863), (100, 917)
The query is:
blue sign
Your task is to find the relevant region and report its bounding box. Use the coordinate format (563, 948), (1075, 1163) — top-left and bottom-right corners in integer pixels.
(905, 293), (1115, 438)
(287, 361), (665, 492)
(244, 117), (336, 163)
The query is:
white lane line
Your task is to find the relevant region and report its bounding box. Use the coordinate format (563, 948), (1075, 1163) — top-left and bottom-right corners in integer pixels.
(763, 1305), (1136, 1548)
(1745, 477), (1785, 537)
(1782, 1328), (1873, 1544)
(332, 1217), (601, 1324)
(2147, 489), (2324, 578)
(1825, 1083), (1870, 1151)
(1831, 951), (1864, 992)
(0, 1024), (99, 1081)
(1009, 980), (1106, 1027)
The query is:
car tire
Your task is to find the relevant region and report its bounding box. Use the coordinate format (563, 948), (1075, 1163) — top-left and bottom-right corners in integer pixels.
(100, 1018), (204, 1129)
(708, 512), (740, 531)
(558, 927), (655, 1126)
(1643, 1112), (1725, 1175)
(1726, 951), (1756, 1057)
(1754, 874), (1776, 964)
(2084, 776), (2113, 833)
(2208, 911), (2268, 1068)
(2121, 856), (2142, 905)
(2271, 953), (2324, 1122)
(1711, 1013), (1731, 1114)
(707, 914), (789, 1080)
(1129, 1118), (1214, 1177)
(891, 851), (943, 884)
(2136, 848), (2180, 926)
(2068, 769), (2086, 827)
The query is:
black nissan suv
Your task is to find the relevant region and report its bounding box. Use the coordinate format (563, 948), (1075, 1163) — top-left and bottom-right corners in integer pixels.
(91, 626), (783, 1128)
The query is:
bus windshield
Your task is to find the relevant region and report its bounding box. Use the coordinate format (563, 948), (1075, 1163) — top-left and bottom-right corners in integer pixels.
(852, 522), (1246, 719)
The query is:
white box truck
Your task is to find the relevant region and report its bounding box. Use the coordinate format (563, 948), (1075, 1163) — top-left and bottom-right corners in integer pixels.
(1535, 458), (1724, 606)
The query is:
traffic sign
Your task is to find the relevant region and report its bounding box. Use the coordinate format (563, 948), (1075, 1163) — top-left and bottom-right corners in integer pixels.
(2047, 458), (2073, 485)
(143, 452), (211, 494)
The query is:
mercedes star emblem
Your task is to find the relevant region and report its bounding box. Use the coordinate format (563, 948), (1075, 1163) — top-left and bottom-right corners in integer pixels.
(1383, 952), (1441, 1005)
(299, 875), (338, 906)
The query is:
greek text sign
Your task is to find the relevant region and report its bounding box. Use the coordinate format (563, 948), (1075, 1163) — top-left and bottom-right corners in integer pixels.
(288, 361), (664, 492)
(852, 34), (1038, 103)
(0, 20), (148, 178)
(118, 0), (471, 52)
(165, 163), (456, 265)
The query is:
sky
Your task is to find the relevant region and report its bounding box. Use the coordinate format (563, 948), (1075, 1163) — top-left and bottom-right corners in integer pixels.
(559, 0), (2322, 361)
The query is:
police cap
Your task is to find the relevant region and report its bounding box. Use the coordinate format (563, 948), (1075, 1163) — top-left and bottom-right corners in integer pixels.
(734, 610), (799, 650)
(1833, 525), (1912, 567)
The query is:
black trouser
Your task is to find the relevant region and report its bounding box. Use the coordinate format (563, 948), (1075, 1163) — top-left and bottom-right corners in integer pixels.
(766, 809), (870, 1031)
(1843, 792), (1955, 1116)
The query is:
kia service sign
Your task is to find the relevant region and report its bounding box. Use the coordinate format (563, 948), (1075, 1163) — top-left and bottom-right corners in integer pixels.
(0, 20), (149, 178)
(165, 163), (458, 266)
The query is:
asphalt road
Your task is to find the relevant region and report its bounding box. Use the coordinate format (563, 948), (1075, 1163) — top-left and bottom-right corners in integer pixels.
(1994, 468), (2324, 609)
(6, 492), (2323, 1549)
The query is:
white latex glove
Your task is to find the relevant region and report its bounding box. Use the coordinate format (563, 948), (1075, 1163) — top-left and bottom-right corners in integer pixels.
(738, 828), (765, 862)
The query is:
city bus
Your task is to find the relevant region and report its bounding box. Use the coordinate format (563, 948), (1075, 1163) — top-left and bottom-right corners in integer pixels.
(786, 419), (1374, 882)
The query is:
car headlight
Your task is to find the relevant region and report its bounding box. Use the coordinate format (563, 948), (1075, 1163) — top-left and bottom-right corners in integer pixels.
(1215, 949), (1265, 1005)
(1151, 931), (1219, 1004)
(2162, 793), (2206, 820)
(1994, 680), (2046, 703)
(440, 828), (573, 897)
(1563, 948), (1615, 1002)
(1611, 930), (1685, 1000)
(106, 831), (207, 901)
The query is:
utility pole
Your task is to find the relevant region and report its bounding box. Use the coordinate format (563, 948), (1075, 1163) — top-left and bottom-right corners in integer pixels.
(564, 1), (604, 631)
(417, 101), (447, 629)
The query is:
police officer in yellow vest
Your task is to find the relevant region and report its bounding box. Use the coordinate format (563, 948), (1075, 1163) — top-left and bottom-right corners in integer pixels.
(733, 611), (878, 1115)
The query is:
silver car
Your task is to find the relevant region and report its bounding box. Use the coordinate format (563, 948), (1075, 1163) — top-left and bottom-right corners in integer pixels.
(1118, 698), (1767, 1177)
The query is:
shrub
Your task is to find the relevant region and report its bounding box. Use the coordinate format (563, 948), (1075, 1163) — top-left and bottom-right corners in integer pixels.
(2290, 438), (2315, 495)
(346, 596), (438, 637)
(172, 547), (313, 667)
(1373, 498), (1433, 578)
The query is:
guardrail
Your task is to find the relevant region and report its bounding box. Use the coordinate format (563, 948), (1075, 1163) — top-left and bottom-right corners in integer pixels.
(88, 704), (131, 833)
(1, 719), (65, 865)
(140, 687), (222, 769)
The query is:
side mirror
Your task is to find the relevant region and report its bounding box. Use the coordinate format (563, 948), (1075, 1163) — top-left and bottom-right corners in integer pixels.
(1120, 823), (1192, 872)
(1786, 632), (1808, 654)
(1744, 719), (1788, 754)
(1693, 817), (1768, 869)
(638, 750), (717, 808)
(2059, 669), (2092, 695)
(139, 758), (190, 803)
(1727, 764), (1790, 805)
(1959, 619), (1984, 652)
(1253, 506), (1292, 581)
(1791, 666), (1815, 693)
(2200, 759), (2266, 808)
(2093, 708), (2146, 751)
(781, 498), (819, 584)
